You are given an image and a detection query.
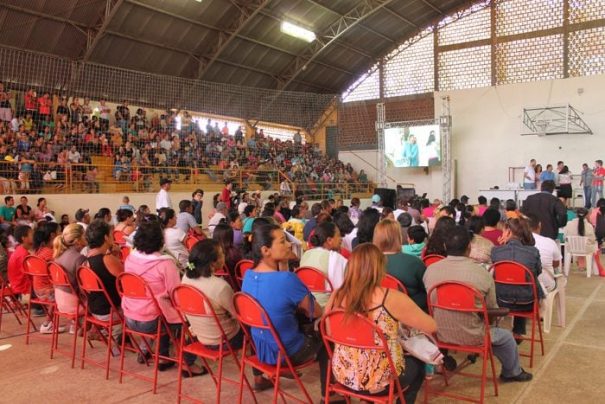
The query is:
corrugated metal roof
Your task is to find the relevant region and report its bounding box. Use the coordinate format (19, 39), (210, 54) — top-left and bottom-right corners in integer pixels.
(0, 0), (479, 94)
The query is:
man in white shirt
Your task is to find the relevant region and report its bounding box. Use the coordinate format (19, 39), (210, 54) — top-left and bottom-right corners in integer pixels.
(528, 214), (561, 293)
(523, 159), (537, 190)
(208, 202), (227, 237)
(155, 178), (172, 212)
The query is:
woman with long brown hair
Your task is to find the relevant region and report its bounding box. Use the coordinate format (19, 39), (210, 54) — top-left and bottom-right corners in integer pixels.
(325, 243), (436, 403)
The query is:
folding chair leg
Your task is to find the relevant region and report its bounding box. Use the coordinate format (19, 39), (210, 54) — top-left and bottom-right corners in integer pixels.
(489, 348), (499, 397)
(71, 319), (78, 368)
(119, 328), (127, 384)
(81, 318), (89, 370)
(480, 351), (488, 403)
(537, 312), (545, 356)
(237, 358), (246, 404)
(152, 335), (161, 394)
(529, 316), (536, 368)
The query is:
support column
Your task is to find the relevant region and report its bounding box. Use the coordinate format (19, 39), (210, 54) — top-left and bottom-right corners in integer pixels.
(440, 96), (452, 202)
(376, 103), (387, 187)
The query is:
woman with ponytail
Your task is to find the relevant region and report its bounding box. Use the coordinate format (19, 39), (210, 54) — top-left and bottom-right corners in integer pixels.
(53, 224), (87, 317)
(181, 239), (242, 349)
(565, 208), (605, 276)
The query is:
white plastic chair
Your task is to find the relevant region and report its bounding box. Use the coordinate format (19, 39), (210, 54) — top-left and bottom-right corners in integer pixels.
(541, 273), (566, 333)
(564, 236), (598, 278)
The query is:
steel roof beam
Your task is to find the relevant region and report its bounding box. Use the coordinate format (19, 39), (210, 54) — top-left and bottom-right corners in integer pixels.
(419, 0), (445, 15)
(237, 34), (355, 76)
(197, 0), (272, 80)
(383, 6), (419, 28)
(82, 0), (125, 62)
(256, 8), (375, 60)
(304, 0), (396, 44)
(104, 30), (334, 92)
(276, 0), (395, 91)
(0, 3), (89, 35)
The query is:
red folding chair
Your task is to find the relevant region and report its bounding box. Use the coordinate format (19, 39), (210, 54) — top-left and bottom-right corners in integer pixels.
(215, 265), (237, 290)
(491, 261), (544, 368)
(426, 281), (499, 404)
(423, 254), (445, 266)
(113, 230), (127, 246)
(380, 274), (408, 294)
(0, 276), (28, 332)
(320, 309), (406, 403)
(77, 266), (130, 380)
(120, 246), (131, 263)
(295, 266), (334, 293)
(184, 235), (199, 252)
(23, 255), (55, 346)
(116, 272), (182, 394)
(233, 292), (316, 404)
(234, 259), (254, 288)
(172, 285), (255, 404)
(48, 262), (85, 368)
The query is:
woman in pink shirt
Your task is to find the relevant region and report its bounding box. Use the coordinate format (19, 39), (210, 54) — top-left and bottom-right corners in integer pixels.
(122, 219), (204, 376)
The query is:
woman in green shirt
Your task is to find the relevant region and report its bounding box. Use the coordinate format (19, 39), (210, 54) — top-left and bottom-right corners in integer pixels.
(373, 219), (428, 312)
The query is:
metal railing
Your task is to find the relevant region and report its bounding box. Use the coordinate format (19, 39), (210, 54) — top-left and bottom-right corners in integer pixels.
(0, 160), (372, 199)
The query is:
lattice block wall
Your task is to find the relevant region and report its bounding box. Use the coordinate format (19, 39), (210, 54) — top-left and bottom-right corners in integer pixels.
(569, 26), (605, 77)
(496, 0), (563, 36)
(338, 96), (434, 150)
(496, 35), (564, 85)
(384, 34), (435, 98)
(438, 7), (491, 46)
(569, 0), (605, 23)
(439, 46), (492, 91)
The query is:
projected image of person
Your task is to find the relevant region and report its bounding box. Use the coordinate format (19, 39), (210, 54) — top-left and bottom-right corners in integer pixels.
(403, 135), (419, 167)
(426, 131), (439, 166)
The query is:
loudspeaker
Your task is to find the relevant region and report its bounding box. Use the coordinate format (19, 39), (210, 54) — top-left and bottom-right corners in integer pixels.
(374, 188), (397, 209)
(397, 187), (416, 202)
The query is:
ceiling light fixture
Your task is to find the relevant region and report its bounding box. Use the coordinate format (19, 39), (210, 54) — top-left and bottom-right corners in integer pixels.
(280, 21), (316, 43)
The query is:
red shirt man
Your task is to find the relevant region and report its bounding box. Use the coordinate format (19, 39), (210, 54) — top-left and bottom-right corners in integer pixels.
(592, 160), (605, 187)
(221, 181), (233, 209)
(7, 226), (33, 294)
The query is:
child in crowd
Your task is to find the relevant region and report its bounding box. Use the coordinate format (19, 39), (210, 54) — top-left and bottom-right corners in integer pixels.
(505, 199), (520, 219)
(119, 196), (136, 213)
(403, 225), (427, 257)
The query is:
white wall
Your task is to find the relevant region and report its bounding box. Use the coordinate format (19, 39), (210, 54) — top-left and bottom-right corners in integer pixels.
(438, 74), (605, 200)
(340, 74), (605, 200)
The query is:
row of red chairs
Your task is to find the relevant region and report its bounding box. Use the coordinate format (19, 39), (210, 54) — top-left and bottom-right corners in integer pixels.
(1, 251), (542, 404)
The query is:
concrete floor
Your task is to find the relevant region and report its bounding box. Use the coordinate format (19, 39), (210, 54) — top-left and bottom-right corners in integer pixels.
(1, 267), (604, 404)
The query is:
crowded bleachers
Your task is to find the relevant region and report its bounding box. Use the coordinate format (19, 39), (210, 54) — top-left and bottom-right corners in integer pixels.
(0, 92), (369, 198)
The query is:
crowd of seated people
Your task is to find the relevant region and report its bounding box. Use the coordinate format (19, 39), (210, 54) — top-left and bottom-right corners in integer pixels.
(6, 185), (594, 402)
(0, 88), (367, 195)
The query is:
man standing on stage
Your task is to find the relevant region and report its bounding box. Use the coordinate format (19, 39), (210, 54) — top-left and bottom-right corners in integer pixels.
(592, 160), (605, 208)
(580, 163), (593, 209)
(523, 159), (537, 190)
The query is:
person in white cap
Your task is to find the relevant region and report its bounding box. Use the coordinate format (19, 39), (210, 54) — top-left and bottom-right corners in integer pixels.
(156, 178), (173, 211)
